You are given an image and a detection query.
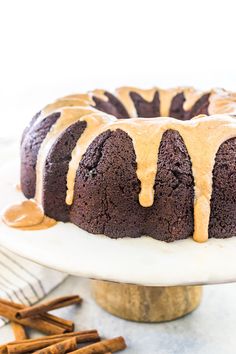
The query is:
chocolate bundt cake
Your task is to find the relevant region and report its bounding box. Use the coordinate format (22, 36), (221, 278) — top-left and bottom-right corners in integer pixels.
(19, 87), (236, 242)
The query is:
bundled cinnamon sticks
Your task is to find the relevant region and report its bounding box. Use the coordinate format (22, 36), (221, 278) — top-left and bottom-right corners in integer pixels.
(0, 295), (127, 353)
(0, 298), (74, 334)
(7, 331), (100, 354)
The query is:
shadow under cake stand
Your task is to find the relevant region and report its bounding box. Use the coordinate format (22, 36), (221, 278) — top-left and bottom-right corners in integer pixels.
(1, 160), (236, 322)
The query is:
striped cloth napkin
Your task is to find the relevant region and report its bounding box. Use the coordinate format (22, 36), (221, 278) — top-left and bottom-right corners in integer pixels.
(0, 246), (67, 327)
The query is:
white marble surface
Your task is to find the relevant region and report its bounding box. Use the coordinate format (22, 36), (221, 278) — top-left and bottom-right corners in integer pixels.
(0, 276), (236, 353)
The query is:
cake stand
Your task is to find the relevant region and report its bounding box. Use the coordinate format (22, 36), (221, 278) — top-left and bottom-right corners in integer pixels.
(1, 158), (236, 322)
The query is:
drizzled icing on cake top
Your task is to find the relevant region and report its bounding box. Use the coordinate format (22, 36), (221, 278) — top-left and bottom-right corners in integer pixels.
(116, 87), (205, 117)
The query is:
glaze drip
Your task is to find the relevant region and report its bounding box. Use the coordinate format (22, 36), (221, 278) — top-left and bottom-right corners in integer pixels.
(2, 200), (56, 230)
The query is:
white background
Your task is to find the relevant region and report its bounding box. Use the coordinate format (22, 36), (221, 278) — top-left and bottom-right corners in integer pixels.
(0, 0), (236, 137)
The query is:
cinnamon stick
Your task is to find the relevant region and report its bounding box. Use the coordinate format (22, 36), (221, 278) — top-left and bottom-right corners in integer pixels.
(0, 299), (74, 334)
(69, 337), (126, 353)
(39, 313), (74, 332)
(10, 299), (74, 332)
(7, 330), (99, 354)
(33, 337), (77, 354)
(16, 296), (82, 320)
(11, 322), (28, 340)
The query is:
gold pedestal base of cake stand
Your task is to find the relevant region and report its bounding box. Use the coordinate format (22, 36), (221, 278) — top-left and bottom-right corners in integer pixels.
(91, 280), (202, 322)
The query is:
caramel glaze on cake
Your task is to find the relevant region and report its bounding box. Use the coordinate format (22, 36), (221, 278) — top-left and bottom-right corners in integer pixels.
(17, 87), (236, 242)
